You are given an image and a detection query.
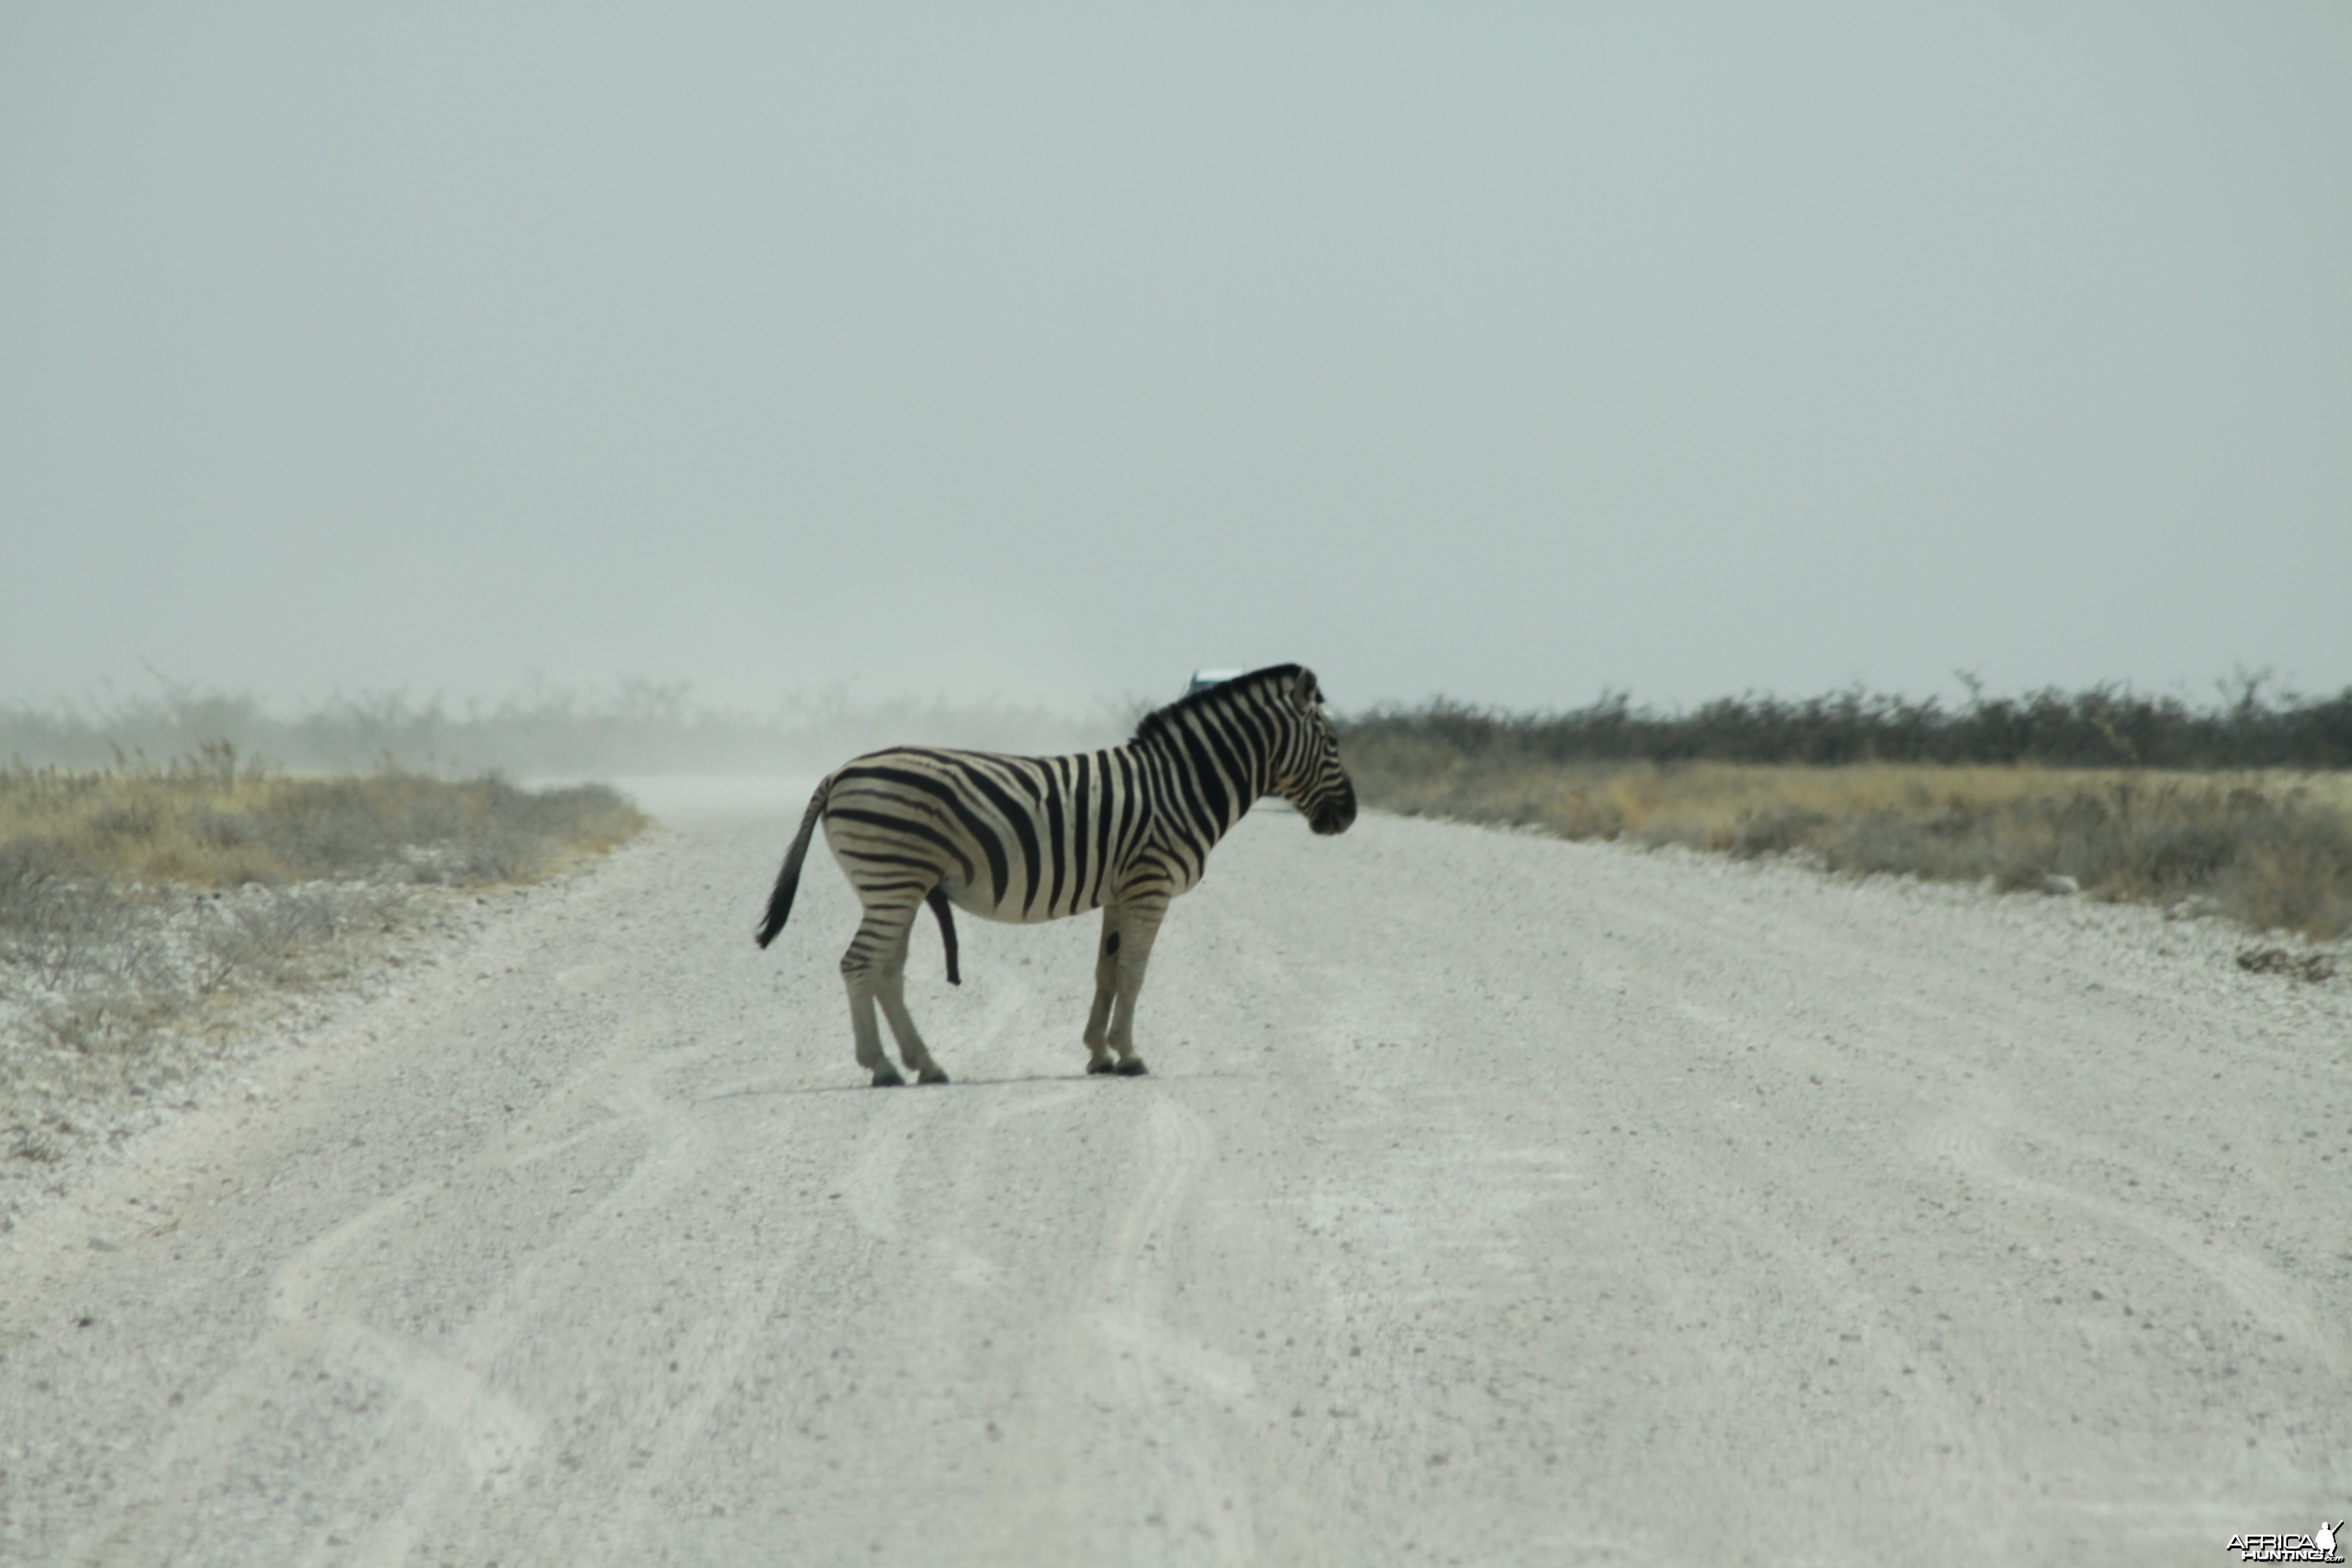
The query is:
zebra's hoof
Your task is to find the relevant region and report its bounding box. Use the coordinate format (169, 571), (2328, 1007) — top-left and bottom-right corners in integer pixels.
(1113, 1058), (1149, 1077)
(917, 1066), (950, 1085)
(1085, 1058), (1117, 1076)
(871, 1067), (906, 1087)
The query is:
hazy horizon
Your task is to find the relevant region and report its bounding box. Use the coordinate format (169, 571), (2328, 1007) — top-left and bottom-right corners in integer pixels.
(5, 6), (2346, 718)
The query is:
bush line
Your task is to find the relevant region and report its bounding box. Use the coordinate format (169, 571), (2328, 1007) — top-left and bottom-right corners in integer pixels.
(1339, 679), (2352, 771)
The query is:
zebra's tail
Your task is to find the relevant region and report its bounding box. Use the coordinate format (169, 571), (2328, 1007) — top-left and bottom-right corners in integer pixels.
(754, 779), (830, 949)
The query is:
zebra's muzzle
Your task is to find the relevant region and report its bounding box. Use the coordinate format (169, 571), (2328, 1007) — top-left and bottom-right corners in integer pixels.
(1307, 781), (1357, 836)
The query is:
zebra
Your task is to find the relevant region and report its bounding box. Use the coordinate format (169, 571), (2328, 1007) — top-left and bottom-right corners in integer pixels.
(754, 664), (1356, 1085)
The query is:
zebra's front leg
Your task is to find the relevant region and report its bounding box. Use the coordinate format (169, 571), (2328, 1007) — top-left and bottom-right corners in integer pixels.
(1083, 906), (1122, 1075)
(1098, 898), (1166, 1077)
(876, 921), (949, 1084)
(841, 904), (921, 1085)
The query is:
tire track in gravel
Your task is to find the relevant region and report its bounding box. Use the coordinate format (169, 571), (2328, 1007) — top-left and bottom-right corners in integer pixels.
(1921, 1112), (2348, 1377)
(78, 981), (687, 1568)
(1085, 1095), (1256, 1563)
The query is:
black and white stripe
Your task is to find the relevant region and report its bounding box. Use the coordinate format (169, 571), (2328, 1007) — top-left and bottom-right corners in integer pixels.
(755, 664), (1356, 1084)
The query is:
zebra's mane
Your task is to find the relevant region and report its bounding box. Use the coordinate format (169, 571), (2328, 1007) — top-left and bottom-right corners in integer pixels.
(1132, 664), (1305, 744)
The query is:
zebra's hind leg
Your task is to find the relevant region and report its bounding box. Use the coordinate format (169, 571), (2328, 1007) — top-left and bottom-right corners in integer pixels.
(841, 902), (923, 1086)
(876, 921), (949, 1084)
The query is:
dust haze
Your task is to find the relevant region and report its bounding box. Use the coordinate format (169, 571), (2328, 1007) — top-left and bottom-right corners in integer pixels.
(3, 6), (2347, 719)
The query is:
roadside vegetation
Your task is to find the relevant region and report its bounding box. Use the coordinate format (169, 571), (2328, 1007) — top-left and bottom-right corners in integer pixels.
(1342, 682), (2352, 950)
(0, 675), (1115, 774)
(2, 745), (644, 1171)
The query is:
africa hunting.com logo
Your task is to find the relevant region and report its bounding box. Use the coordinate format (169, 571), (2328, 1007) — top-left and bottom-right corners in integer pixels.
(2229, 1522), (2345, 1563)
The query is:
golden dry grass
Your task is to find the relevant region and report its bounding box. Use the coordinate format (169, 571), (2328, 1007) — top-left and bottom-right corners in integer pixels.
(0, 745), (644, 890)
(3, 751), (648, 1112)
(1347, 736), (2352, 942)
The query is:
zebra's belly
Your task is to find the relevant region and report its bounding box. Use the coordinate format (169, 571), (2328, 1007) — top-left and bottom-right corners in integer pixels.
(941, 879), (1102, 926)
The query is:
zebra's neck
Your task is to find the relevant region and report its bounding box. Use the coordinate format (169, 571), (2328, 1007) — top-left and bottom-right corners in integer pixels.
(1126, 698), (1277, 845)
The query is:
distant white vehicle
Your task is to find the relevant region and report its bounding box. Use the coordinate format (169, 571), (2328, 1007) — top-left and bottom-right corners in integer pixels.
(1183, 667), (1300, 813)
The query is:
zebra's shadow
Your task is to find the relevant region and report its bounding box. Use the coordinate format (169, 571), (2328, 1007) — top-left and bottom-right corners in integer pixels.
(697, 1067), (1250, 1102)
(697, 1070), (1102, 1102)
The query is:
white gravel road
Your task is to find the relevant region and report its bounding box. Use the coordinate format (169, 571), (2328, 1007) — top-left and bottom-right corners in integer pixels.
(3, 781), (2347, 1567)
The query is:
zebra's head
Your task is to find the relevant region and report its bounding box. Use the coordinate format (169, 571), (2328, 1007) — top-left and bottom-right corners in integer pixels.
(1273, 667), (1356, 836)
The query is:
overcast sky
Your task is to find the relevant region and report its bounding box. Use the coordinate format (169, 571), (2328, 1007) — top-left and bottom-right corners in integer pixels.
(3, 5), (2345, 716)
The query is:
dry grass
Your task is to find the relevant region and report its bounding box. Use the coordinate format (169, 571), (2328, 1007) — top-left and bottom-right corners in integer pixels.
(1347, 734), (2352, 943)
(0, 741), (643, 890)
(3, 749), (646, 1173)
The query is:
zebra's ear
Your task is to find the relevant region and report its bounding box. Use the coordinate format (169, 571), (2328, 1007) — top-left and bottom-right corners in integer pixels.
(1290, 667), (1322, 711)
